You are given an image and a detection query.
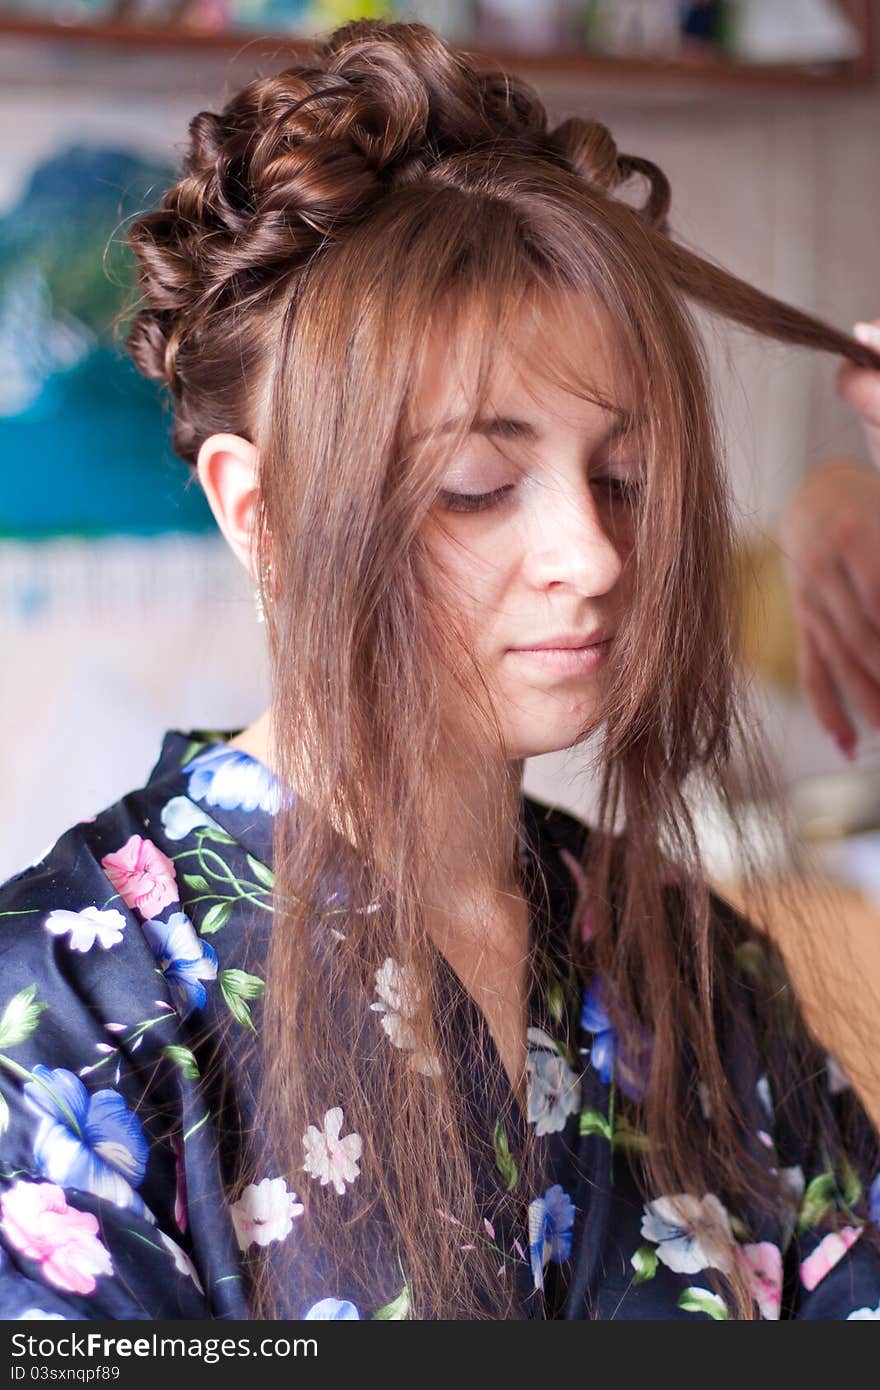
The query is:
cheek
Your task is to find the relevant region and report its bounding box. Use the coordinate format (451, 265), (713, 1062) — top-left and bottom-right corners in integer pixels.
(422, 524), (516, 618)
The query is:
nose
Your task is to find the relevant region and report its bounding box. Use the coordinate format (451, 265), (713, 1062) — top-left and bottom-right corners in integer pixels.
(522, 477), (626, 598)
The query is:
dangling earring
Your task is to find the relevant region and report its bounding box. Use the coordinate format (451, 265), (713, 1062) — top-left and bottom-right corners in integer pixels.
(254, 561), (272, 625)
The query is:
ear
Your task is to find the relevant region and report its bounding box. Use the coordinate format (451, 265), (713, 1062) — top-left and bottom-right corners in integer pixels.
(196, 432), (262, 579)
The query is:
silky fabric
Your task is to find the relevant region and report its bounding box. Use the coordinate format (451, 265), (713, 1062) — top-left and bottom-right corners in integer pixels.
(0, 729), (877, 1321)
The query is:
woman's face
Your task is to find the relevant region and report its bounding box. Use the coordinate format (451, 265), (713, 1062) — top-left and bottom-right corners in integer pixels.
(418, 298), (642, 761)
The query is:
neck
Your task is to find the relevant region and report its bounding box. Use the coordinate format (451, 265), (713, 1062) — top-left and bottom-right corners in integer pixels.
(226, 704), (527, 929)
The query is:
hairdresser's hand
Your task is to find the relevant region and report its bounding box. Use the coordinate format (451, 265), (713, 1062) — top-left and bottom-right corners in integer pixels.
(779, 457), (880, 758)
(835, 318), (880, 471)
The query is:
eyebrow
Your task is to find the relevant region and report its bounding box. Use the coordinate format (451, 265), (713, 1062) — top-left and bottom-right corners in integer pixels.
(411, 409), (641, 445)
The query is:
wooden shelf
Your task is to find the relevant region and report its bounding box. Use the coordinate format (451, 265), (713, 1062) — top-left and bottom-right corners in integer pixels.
(0, 13), (874, 92)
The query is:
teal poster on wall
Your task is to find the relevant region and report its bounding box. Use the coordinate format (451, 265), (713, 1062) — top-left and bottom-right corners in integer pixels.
(0, 142), (215, 539)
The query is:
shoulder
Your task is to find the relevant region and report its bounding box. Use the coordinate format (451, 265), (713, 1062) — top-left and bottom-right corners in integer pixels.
(0, 777), (191, 1097)
(0, 780), (174, 1003)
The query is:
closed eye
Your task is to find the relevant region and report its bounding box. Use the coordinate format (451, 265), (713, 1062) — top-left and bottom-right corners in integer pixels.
(593, 475), (643, 501)
(438, 475), (643, 514)
(437, 485), (515, 514)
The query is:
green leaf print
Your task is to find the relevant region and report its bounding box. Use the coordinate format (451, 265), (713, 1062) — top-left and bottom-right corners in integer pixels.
(0, 1090), (9, 1139)
(246, 855), (275, 891)
(182, 874), (210, 894)
(161, 1045), (200, 1079)
(838, 1151), (863, 1210)
(200, 902), (234, 935)
(579, 1104), (650, 1151)
(372, 1284), (411, 1319)
(733, 940), (767, 981)
(578, 1107), (612, 1141)
(0, 985), (47, 1049)
(630, 1244), (658, 1284)
(493, 1121), (518, 1191)
(546, 980), (566, 1026)
(677, 1287), (729, 1320)
(797, 1172), (838, 1233)
(797, 1158), (862, 1233)
(219, 969), (266, 1031)
(728, 1214), (751, 1242)
(180, 739), (212, 766)
(611, 1115), (650, 1152)
(197, 823), (238, 847)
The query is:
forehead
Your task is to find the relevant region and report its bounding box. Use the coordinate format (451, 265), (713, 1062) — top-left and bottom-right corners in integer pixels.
(409, 289), (634, 440)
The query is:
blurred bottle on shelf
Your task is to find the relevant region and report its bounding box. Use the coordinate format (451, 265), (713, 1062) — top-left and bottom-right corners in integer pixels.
(216, 0), (310, 33)
(575, 0), (687, 56)
(724, 0), (861, 65)
(474, 0), (574, 51)
(293, 0), (394, 34)
(395, 1), (474, 42)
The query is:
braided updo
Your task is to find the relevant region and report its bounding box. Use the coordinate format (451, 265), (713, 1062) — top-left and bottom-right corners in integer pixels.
(121, 17), (670, 466)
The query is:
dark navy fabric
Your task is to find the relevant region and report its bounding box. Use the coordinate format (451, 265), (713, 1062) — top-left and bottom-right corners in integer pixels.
(0, 727), (876, 1322)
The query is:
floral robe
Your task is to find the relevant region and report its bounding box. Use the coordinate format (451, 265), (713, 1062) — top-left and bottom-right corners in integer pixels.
(0, 727), (877, 1321)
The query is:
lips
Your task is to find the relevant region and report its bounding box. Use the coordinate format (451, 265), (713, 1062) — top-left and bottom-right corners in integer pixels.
(511, 630), (614, 651)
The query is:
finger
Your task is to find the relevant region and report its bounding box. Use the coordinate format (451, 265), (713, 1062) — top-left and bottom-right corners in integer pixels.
(796, 627), (857, 754)
(834, 360), (880, 430)
(838, 539), (880, 644)
(853, 319), (880, 348)
(798, 554), (880, 685)
(807, 596), (880, 729)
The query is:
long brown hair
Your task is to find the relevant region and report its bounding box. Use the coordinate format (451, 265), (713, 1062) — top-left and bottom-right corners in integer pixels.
(117, 18), (880, 1319)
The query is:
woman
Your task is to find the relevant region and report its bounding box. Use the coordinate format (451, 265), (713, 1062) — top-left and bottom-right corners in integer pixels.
(0, 18), (878, 1321)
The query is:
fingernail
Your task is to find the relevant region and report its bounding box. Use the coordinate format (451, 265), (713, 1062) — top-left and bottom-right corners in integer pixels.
(853, 321), (880, 346)
(832, 730), (856, 759)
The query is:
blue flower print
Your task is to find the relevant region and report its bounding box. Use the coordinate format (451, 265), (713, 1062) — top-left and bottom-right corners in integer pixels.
(580, 976), (652, 1101)
(181, 745), (283, 815)
(304, 1298), (360, 1319)
(23, 1066), (149, 1216)
(141, 912), (218, 1020)
(528, 1184), (576, 1293)
(869, 1170), (880, 1226)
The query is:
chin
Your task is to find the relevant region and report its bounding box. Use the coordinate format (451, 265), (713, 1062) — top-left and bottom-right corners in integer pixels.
(504, 707), (600, 760)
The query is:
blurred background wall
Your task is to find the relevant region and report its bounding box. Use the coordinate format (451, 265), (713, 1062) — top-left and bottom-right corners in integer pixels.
(0, 0), (878, 890)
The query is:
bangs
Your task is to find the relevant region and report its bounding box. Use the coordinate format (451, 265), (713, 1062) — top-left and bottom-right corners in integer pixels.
(398, 264), (653, 505)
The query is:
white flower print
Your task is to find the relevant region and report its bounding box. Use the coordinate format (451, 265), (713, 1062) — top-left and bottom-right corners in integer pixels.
(229, 1176), (304, 1251)
(302, 1107), (363, 1196)
(158, 1229), (205, 1292)
(847, 1299), (880, 1319)
(826, 1052), (852, 1095)
(640, 1193), (735, 1275)
(369, 957), (442, 1078)
(776, 1164), (805, 1251)
(696, 1082), (712, 1121)
(756, 1073), (773, 1118)
(44, 907), (126, 953)
(525, 1027), (581, 1136)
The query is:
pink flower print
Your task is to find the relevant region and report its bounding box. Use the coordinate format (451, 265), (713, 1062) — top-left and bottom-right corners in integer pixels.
(736, 1241), (782, 1319)
(799, 1225), (863, 1292)
(0, 1181), (113, 1295)
(101, 836), (178, 920)
(302, 1107), (363, 1196)
(557, 847), (595, 942)
(170, 1128), (188, 1234)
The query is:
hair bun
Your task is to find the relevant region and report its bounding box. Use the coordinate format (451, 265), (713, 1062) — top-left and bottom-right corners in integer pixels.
(549, 116), (671, 232)
(120, 17), (674, 464)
